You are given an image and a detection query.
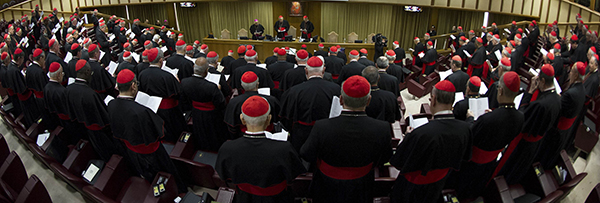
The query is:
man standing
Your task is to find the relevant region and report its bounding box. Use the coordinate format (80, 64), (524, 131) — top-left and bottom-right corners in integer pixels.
(280, 56), (340, 151)
(325, 46), (345, 81)
(249, 19), (264, 40)
(87, 44), (117, 98)
(445, 72), (524, 199)
(115, 51), (137, 77)
(267, 48), (295, 89)
(225, 46), (248, 75)
(45, 62), (77, 144)
(392, 41), (406, 66)
(314, 44), (328, 57)
(136, 50), (150, 77)
(108, 69), (186, 193)
(216, 96), (306, 203)
(46, 39), (68, 82)
(138, 48), (186, 142)
(274, 15), (290, 39)
(467, 38), (487, 78)
(362, 66), (401, 123)
(445, 55), (469, 93)
(337, 50), (366, 84)
(485, 58), (512, 109)
(180, 58), (227, 151)
(390, 80), (472, 203)
(26, 49), (51, 128)
(279, 50), (309, 92)
(385, 50), (408, 83)
(358, 49), (375, 67)
(301, 75), (392, 202)
(584, 56), (599, 102)
(6, 48), (39, 127)
(421, 41), (438, 76)
(166, 40), (194, 80)
(412, 37), (425, 67)
(300, 16), (314, 39)
(230, 50), (274, 92)
(95, 23), (113, 66)
(132, 19), (142, 42)
(491, 64), (561, 185)
(375, 57), (400, 97)
(452, 76), (481, 121)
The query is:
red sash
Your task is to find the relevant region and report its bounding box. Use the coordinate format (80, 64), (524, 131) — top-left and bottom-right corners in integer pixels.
(332, 74), (339, 80)
(85, 123), (104, 131)
(273, 81), (280, 89)
(422, 61), (436, 74)
(158, 97), (179, 109)
(394, 59), (402, 64)
(296, 121), (315, 126)
(57, 113), (70, 120)
(237, 180), (287, 196)
(488, 132), (543, 185)
(123, 140), (160, 154)
(467, 64), (483, 77)
(482, 61), (490, 79)
(318, 159), (372, 180)
(302, 31), (311, 39)
(32, 90), (44, 98)
(557, 116), (576, 131)
(6, 88), (14, 96)
(17, 90), (32, 101)
(471, 146), (503, 164)
(192, 101), (215, 111)
(403, 168), (450, 185)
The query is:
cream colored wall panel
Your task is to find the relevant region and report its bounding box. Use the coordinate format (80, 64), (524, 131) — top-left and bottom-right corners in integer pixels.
(101, 0), (110, 5)
(539, 0), (548, 22)
(547, 0), (559, 22)
(502, 0), (512, 13)
(464, 0), (477, 9)
(557, 4), (569, 23)
(581, 11), (590, 22)
(62, 0), (72, 12)
(513, 0), (523, 14)
(450, 0), (462, 8)
(140, 0), (152, 3)
(490, 0), (502, 12)
(591, 14), (600, 22)
(435, 0), (448, 7)
(523, 0), (533, 15)
(478, 0), (489, 10)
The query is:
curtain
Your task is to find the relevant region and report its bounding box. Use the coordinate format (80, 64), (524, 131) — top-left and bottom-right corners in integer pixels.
(177, 2), (211, 43)
(321, 2), (393, 43)
(97, 6), (127, 19)
(209, 2), (273, 39)
(128, 4), (168, 27)
(436, 9), (485, 35)
(389, 6), (431, 50)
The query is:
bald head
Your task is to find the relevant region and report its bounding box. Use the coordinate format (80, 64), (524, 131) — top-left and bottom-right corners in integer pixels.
(194, 57), (209, 76)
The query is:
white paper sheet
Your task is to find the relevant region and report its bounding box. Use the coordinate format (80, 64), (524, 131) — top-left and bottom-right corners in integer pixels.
(167, 31), (172, 36)
(289, 48), (296, 55)
(99, 50), (105, 60)
(64, 52), (73, 63)
(104, 95), (114, 105)
(418, 52), (425, 58)
(108, 34), (115, 41)
(84, 14), (88, 24)
(469, 97), (489, 120)
(439, 69), (453, 81)
(82, 164), (100, 182)
(514, 93), (524, 108)
(68, 78), (76, 85)
(160, 46), (168, 53)
(479, 81), (488, 95)
(131, 53), (140, 62)
(107, 61), (118, 75)
(135, 91), (162, 113)
(454, 92), (464, 106)
(494, 50), (502, 60)
(329, 96), (343, 118)
(526, 28), (530, 34)
(463, 50), (472, 58)
(258, 88), (270, 96)
(504, 28), (511, 34)
(205, 73), (221, 86)
(256, 64), (267, 70)
(554, 78), (562, 94)
(129, 32), (135, 39)
(77, 38), (83, 44)
(265, 129), (288, 141)
(162, 66), (179, 78)
(409, 114), (429, 129)
(36, 132), (50, 146)
(59, 17), (64, 23)
(77, 20), (83, 28)
(540, 48), (548, 56)
(450, 35), (456, 40)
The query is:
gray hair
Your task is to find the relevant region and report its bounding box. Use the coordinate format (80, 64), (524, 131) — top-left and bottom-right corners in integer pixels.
(386, 54), (395, 62)
(151, 49), (164, 64)
(499, 63), (511, 72)
(376, 56), (389, 69)
(194, 57), (209, 75)
(241, 80), (258, 91)
(361, 66), (379, 85)
(432, 87), (455, 105)
(207, 55), (219, 64)
(153, 34), (160, 41)
(48, 66), (62, 78)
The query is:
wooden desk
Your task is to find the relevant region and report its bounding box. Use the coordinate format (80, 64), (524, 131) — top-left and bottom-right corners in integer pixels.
(203, 38), (378, 62)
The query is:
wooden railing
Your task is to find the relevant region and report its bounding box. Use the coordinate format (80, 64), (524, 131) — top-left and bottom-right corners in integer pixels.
(80, 11), (182, 34)
(0, 0), (31, 14)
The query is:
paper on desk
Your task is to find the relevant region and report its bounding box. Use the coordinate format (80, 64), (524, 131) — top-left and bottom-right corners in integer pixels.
(107, 61), (118, 75)
(469, 97), (489, 120)
(439, 69), (453, 81)
(161, 46), (168, 53)
(454, 92), (464, 106)
(479, 81), (488, 95)
(418, 52), (425, 58)
(64, 52), (73, 63)
(540, 48), (548, 56)
(463, 50), (472, 58)
(409, 114), (428, 129)
(162, 66), (179, 78)
(504, 28), (511, 34)
(329, 96), (343, 118)
(68, 78), (75, 85)
(104, 95), (114, 105)
(258, 88), (270, 96)
(82, 164), (100, 182)
(205, 73), (221, 86)
(494, 50), (502, 60)
(135, 91), (162, 113)
(36, 132), (50, 146)
(265, 130), (288, 141)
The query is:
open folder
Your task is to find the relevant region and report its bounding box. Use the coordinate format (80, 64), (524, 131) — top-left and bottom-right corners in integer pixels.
(135, 92), (162, 113)
(468, 97), (489, 120)
(408, 114), (428, 129)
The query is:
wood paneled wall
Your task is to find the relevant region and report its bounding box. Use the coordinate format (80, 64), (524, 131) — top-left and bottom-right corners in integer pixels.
(0, 0), (75, 23)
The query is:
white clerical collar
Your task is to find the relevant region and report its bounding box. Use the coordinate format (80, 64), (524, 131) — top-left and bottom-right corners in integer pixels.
(117, 95), (134, 99)
(193, 74), (204, 78)
(543, 86), (555, 92)
(378, 69), (386, 72)
(75, 78), (87, 82)
(49, 51), (56, 54)
(308, 75), (322, 79)
(247, 62), (256, 65)
(434, 110), (453, 116)
(149, 64), (161, 68)
(245, 131), (265, 135)
(49, 79), (60, 82)
(360, 56), (367, 58)
(32, 61), (40, 67)
(350, 59), (358, 62)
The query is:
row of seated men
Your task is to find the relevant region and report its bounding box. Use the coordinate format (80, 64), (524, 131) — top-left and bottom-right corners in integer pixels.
(1, 18), (597, 202)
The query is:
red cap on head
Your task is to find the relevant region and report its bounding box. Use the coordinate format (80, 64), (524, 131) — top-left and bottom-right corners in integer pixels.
(0, 52), (7, 60)
(33, 48), (43, 58)
(393, 41), (399, 45)
(504, 47), (512, 55)
(318, 43), (324, 48)
(75, 59), (87, 71)
(510, 40), (516, 47)
(554, 20), (558, 25)
(49, 39), (56, 47)
(547, 52), (555, 60)
(246, 45), (253, 50)
(554, 43), (561, 50)
(530, 23), (534, 27)
(178, 33), (183, 37)
(83, 38), (90, 44)
(207, 51), (217, 58)
(502, 71), (520, 92)
(245, 50), (257, 57)
(53, 8), (57, 11)
(241, 71), (258, 83)
(14, 48), (22, 55)
(117, 69), (135, 84)
(592, 47), (597, 53)
(161, 26), (165, 30)
(492, 23), (496, 26)
(469, 30), (474, 34)
(307, 56), (324, 68)
(452, 55), (462, 62)
(425, 33), (430, 36)
(142, 50), (149, 57)
(279, 15), (283, 18)
(512, 21), (516, 25)
(551, 31), (557, 37)
(149, 27), (154, 30)
(458, 26), (462, 30)
(385, 50), (395, 57)
(186, 45), (193, 52)
(595, 54), (599, 60)
(120, 27), (125, 32)
(360, 49), (367, 54)
(123, 51), (131, 58)
(515, 34), (522, 40)
(99, 22), (105, 27)
(88, 44), (98, 52)
(343, 75), (370, 98)
(296, 50), (308, 60)
(273, 47), (280, 53)
(494, 34), (500, 39)
(49, 62), (61, 73)
(434, 80), (456, 92)
(228, 50), (233, 53)
(201, 44), (208, 49)
(301, 44), (307, 48)
(575, 62), (586, 76)
(460, 36), (467, 41)
(541, 64), (555, 77)
(194, 40), (200, 45)
(350, 50), (359, 56)
(501, 57), (511, 67)
(147, 48), (159, 62)
(414, 37), (419, 40)
(176, 40), (185, 47)
(242, 96), (270, 117)
(237, 46), (246, 54)
(303, 16), (307, 19)
(469, 76), (481, 87)
(571, 34), (578, 41)
(532, 20), (536, 24)
(427, 41), (433, 46)
(144, 40), (151, 46)
(277, 48), (286, 56)
(517, 28), (523, 33)
(123, 43), (130, 48)
(0, 42), (4, 48)
(330, 46), (337, 53)
(476, 38), (483, 43)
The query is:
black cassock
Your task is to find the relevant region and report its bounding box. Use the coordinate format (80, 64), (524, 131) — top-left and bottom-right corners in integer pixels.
(136, 62), (150, 77)
(493, 89), (561, 185)
(267, 61), (294, 89)
(180, 76), (227, 152)
(274, 20), (290, 39)
(394, 47), (406, 65)
(510, 45), (527, 71)
(300, 111), (392, 203)
(584, 70), (600, 102)
(226, 57), (247, 75)
(452, 95), (479, 122)
(220, 56), (235, 72)
(107, 97), (186, 193)
(46, 51), (68, 80)
(390, 114), (472, 203)
(536, 83), (585, 169)
(166, 54), (194, 80)
(365, 87), (400, 123)
(45, 80), (78, 144)
(249, 24), (265, 40)
(216, 134), (306, 203)
(337, 61), (366, 85)
(286, 54), (297, 65)
(468, 47), (486, 78)
(67, 57), (81, 82)
(95, 29), (112, 67)
(224, 91), (280, 139)
(230, 63), (274, 90)
(325, 56), (345, 79)
(445, 104), (523, 199)
(422, 48), (438, 75)
(138, 65), (186, 142)
(88, 60), (117, 99)
(378, 71), (399, 97)
(446, 70), (469, 93)
(26, 62), (52, 129)
(5, 62), (39, 127)
(358, 57), (374, 67)
(279, 77), (340, 151)
(299, 20), (314, 39)
(315, 50), (329, 57)
(484, 81), (500, 109)
(115, 61), (137, 77)
(264, 55), (278, 66)
(554, 57), (566, 86)
(487, 44), (503, 66)
(66, 80), (122, 161)
(386, 63), (409, 83)
(279, 65), (307, 92)
(208, 65), (232, 100)
(412, 43), (425, 67)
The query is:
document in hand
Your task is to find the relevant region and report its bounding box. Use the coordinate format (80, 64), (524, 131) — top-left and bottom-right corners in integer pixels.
(64, 52), (73, 63)
(135, 91), (162, 113)
(205, 73), (221, 85)
(463, 50), (472, 58)
(258, 88), (270, 96)
(439, 69), (453, 81)
(454, 92), (464, 106)
(409, 113), (428, 129)
(468, 97), (489, 120)
(104, 95), (115, 105)
(107, 61), (118, 75)
(161, 66), (179, 78)
(494, 50), (502, 60)
(329, 96), (343, 118)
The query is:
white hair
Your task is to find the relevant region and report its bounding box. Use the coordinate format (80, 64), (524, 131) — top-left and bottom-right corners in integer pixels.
(153, 34), (160, 41)
(48, 67), (62, 78)
(241, 98), (271, 126)
(241, 80), (258, 91)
